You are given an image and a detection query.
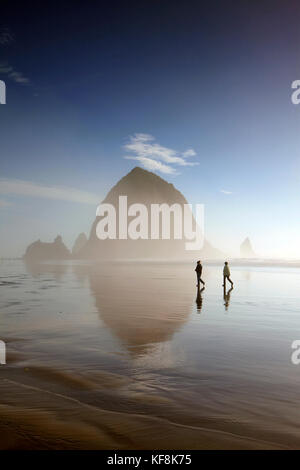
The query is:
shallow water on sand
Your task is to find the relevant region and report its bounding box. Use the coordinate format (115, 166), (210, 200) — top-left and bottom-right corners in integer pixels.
(1, 259), (300, 449)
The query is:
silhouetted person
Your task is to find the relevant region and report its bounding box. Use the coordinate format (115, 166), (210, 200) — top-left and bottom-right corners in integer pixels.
(223, 261), (233, 288)
(196, 285), (205, 312)
(223, 286), (233, 311)
(195, 260), (205, 287)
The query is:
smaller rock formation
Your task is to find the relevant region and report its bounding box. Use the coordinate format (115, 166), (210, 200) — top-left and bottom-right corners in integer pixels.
(240, 237), (256, 258)
(24, 235), (71, 262)
(72, 233), (88, 256)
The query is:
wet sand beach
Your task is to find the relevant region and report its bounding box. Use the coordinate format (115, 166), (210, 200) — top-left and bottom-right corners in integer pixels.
(0, 260), (300, 449)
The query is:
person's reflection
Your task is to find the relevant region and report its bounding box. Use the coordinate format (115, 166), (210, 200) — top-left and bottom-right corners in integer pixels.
(223, 286), (233, 311)
(196, 285), (205, 312)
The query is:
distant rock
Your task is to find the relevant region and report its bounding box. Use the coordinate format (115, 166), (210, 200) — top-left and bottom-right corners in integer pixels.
(72, 233), (88, 256)
(79, 166), (222, 260)
(24, 235), (71, 262)
(240, 237), (256, 258)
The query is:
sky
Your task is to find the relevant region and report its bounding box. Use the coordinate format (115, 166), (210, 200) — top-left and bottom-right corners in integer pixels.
(1, 0), (300, 258)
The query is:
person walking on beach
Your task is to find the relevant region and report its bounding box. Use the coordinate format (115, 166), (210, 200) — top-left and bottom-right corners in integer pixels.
(223, 261), (233, 288)
(195, 260), (205, 287)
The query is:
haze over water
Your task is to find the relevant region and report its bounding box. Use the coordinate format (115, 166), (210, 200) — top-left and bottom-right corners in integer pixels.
(0, 259), (300, 449)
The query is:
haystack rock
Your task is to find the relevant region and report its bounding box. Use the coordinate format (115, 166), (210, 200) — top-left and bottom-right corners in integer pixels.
(24, 235), (71, 262)
(78, 166), (222, 260)
(240, 237), (256, 258)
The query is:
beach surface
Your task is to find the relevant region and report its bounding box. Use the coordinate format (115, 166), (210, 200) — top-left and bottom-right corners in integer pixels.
(0, 260), (299, 449)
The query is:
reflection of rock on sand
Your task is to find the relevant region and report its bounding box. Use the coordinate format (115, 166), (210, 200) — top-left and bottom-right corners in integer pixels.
(87, 264), (194, 356)
(24, 260), (68, 280)
(24, 260), (194, 358)
(130, 340), (187, 369)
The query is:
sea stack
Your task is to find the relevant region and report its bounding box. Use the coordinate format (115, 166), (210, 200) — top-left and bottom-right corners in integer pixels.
(240, 237), (256, 258)
(78, 166), (222, 260)
(72, 233), (88, 256)
(24, 235), (71, 262)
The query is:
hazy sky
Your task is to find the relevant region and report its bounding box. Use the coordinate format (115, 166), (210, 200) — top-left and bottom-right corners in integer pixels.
(1, 0), (300, 258)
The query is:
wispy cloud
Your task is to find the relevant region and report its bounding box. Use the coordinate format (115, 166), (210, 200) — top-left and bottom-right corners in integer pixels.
(0, 63), (30, 84)
(0, 27), (29, 85)
(182, 149), (196, 158)
(125, 156), (177, 174)
(0, 27), (14, 45)
(0, 179), (100, 205)
(124, 134), (198, 175)
(220, 189), (233, 195)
